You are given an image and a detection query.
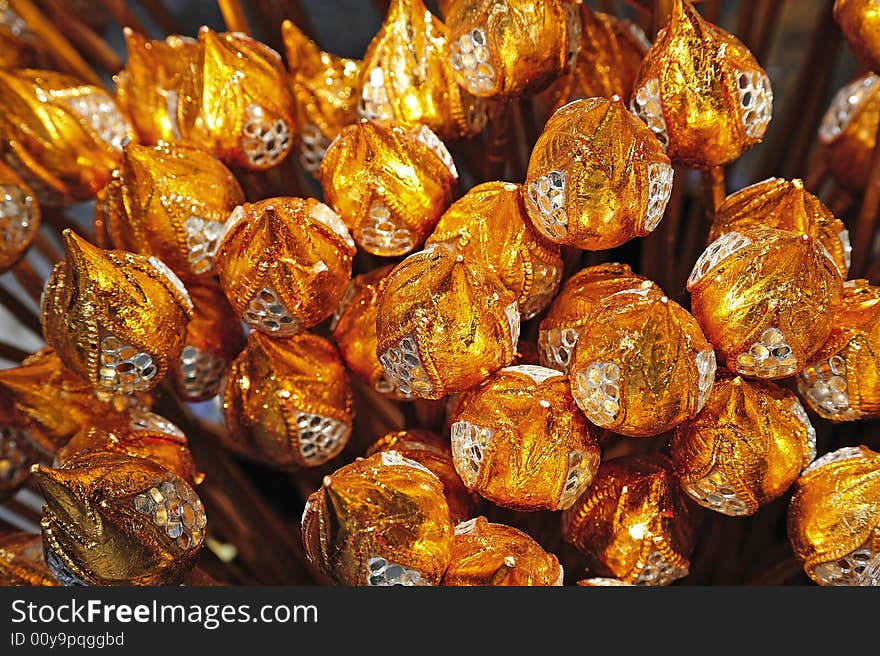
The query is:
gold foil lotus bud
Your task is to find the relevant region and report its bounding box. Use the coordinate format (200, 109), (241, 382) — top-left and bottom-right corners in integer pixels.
(301, 450), (454, 585)
(172, 283), (245, 402)
(375, 246), (520, 399)
(56, 421), (198, 486)
(524, 97), (673, 249)
(562, 454), (695, 585)
(710, 178), (851, 277)
(450, 364), (600, 511)
(331, 265), (409, 398)
(446, 0), (580, 100)
(358, 0), (487, 140)
(319, 119), (458, 257)
(835, 0), (880, 73)
(687, 228), (843, 379)
(540, 7), (649, 113)
(0, 348), (112, 450)
(115, 30), (201, 145)
(539, 263), (658, 372)
(426, 182), (562, 319)
(222, 332), (352, 469)
(214, 197), (355, 336)
(0, 69), (135, 205)
(34, 452), (206, 586)
(281, 20), (362, 174)
(569, 286), (716, 437)
(798, 280), (880, 421)
(426, 182), (563, 319)
(41, 231), (193, 399)
(0, 532), (56, 586)
(0, 160), (40, 272)
(671, 372), (816, 517)
(788, 445), (880, 586)
(105, 142), (246, 280)
(367, 429), (478, 523)
(630, 0), (772, 167)
(818, 72), (880, 193)
(177, 28), (294, 170)
(442, 516), (563, 586)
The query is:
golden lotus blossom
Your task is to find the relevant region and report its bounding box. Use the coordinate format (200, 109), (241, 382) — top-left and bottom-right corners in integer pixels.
(450, 364), (600, 511)
(213, 196), (355, 336)
(0, 347), (115, 450)
(539, 6), (648, 113)
(41, 231), (193, 400)
(568, 286), (715, 437)
(56, 420), (199, 486)
(0, 68), (135, 205)
(222, 332), (352, 469)
(672, 372), (816, 517)
(710, 178), (851, 277)
(445, 0), (579, 100)
(835, 0), (880, 73)
(172, 282), (245, 403)
(301, 450), (454, 585)
(104, 142), (245, 281)
(797, 279), (880, 421)
(563, 454), (695, 585)
(818, 72), (880, 193)
(177, 28), (295, 170)
(442, 516), (563, 586)
(0, 532), (56, 586)
(375, 245), (520, 399)
(34, 452), (206, 585)
(319, 119), (458, 257)
(788, 445), (880, 586)
(367, 429), (477, 524)
(115, 29), (201, 145)
(0, 160), (40, 273)
(280, 19), (362, 174)
(524, 97), (673, 250)
(630, 0), (772, 167)
(358, 0), (487, 140)
(538, 263), (659, 373)
(688, 228), (843, 380)
(426, 181), (563, 319)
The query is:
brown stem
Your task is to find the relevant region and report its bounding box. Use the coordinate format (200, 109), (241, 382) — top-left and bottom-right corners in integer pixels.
(735, 0), (761, 51)
(851, 119), (880, 276)
(31, 231), (63, 266)
(96, 0), (149, 34)
(804, 157), (828, 193)
(38, 0), (124, 74)
(0, 284), (42, 336)
(759, 1), (840, 181)
(217, 0), (251, 35)
(484, 104), (511, 181)
(700, 166), (726, 221)
(42, 207), (94, 243)
(0, 341), (29, 363)
(11, 260), (45, 307)
(663, 166), (687, 291)
(8, 0), (103, 85)
(135, 0), (182, 35)
(754, 0), (786, 63)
